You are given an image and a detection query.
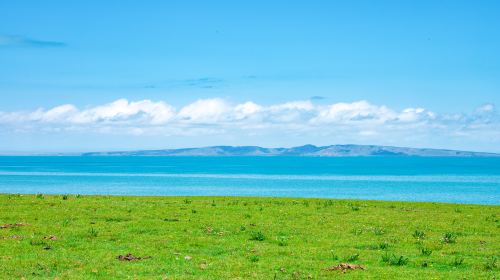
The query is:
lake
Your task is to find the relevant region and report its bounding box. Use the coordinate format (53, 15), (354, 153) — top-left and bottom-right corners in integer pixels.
(0, 156), (499, 205)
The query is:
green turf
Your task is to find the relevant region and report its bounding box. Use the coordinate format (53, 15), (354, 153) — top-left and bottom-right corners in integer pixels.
(0, 194), (498, 279)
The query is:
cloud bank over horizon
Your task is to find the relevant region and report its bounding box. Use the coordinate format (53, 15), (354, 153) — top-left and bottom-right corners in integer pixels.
(1, 98), (499, 151)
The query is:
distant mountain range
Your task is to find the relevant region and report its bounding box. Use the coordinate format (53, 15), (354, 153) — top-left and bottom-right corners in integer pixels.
(81, 145), (500, 157)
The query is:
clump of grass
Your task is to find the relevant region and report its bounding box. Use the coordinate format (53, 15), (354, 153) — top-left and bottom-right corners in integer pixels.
(421, 247), (432, 256)
(330, 251), (339, 261)
(191, 209), (197, 214)
(382, 253), (409, 266)
(244, 213), (251, 219)
(62, 194), (69, 200)
(249, 231), (266, 241)
(277, 235), (288, 246)
(29, 239), (47, 246)
(323, 200), (334, 207)
(351, 205), (360, 211)
(240, 225), (246, 231)
(62, 219), (70, 227)
(346, 253), (360, 262)
(351, 229), (363, 236)
(451, 256), (464, 267)
(211, 200), (216, 207)
(183, 198), (192, 204)
(379, 242), (389, 249)
(412, 230), (425, 240)
(484, 256), (497, 270)
(249, 255), (259, 262)
(88, 228), (98, 238)
(441, 232), (457, 244)
(373, 227), (385, 236)
(36, 193), (44, 199)
(76, 194), (82, 198)
(485, 214), (497, 222)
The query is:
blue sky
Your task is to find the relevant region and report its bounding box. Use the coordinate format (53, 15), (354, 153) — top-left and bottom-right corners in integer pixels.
(1, 0), (500, 152)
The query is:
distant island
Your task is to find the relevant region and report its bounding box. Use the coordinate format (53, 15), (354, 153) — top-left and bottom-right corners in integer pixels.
(82, 144), (500, 157)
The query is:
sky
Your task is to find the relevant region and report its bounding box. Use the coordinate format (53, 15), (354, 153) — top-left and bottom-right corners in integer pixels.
(1, 0), (500, 153)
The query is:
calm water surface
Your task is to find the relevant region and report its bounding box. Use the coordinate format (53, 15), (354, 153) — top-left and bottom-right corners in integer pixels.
(0, 157), (499, 205)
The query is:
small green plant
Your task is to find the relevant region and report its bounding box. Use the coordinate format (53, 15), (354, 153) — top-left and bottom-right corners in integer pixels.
(323, 200), (334, 207)
(62, 219), (70, 227)
(351, 228), (363, 236)
(191, 209), (197, 214)
(382, 253), (409, 266)
(240, 225), (246, 231)
(29, 239), (47, 246)
(249, 255), (259, 262)
(211, 200), (216, 207)
(412, 230), (425, 240)
(88, 228), (98, 238)
(346, 253), (360, 262)
(76, 194), (82, 198)
(351, 205), (360, 211)
(381, 252), (391, 263)
(441, 232), (457, 244)
(36, 193), (44, 199)
(421, 247), (432, 256)
(244, 213), (251, 219)
(62, 194), (69, 200)
(330, 251), (339, 261)
(249, 231), (266, 241)
(183, 198), (192, 204)
(484, 256), (497, 270)
(379, 242), (389, 249)
(452, 256), (464, 267)
(277, 235), (288, 246)
(373, 227), (385, 236)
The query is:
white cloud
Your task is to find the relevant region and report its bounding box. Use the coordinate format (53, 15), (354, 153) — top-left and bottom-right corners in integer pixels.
(0, 98), (498, 145)
(313, 100), (395, 123)
(177, 98), (230, 123)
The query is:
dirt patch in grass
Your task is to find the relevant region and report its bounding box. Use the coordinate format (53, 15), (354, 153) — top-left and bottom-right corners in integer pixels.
(326, 263), (365, 272)
(0, 223), (29, 229)
(117, 253), (152, 261)
(44, 235), (58, 240)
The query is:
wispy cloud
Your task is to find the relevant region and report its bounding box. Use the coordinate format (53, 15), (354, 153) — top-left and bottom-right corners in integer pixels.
(310, 96), (326, 100)
(1, 99), (498, 145)
(0, 35), (66, 48)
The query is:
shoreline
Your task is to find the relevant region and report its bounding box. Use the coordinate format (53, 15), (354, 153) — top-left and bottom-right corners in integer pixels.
(2, 193), (500, 207)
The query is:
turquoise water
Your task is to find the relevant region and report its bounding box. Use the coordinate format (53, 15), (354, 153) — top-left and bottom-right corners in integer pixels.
(0, 157), (499, 205)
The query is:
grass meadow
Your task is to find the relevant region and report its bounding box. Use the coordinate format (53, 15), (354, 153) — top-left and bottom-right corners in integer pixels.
(0, 194), (498, 279)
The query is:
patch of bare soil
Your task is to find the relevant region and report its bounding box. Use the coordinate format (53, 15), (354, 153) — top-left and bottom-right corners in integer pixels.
(43, 235), (58, 240)
(0, 223), (29, 229)
(117, 253), (151, 261)
(326, 263), (365, 272)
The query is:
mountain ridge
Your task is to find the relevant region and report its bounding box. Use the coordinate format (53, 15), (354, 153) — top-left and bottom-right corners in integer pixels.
(81, 145), (500, 157)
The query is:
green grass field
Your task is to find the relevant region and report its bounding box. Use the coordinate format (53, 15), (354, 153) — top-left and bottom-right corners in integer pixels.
(0, 194), (498, 279)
